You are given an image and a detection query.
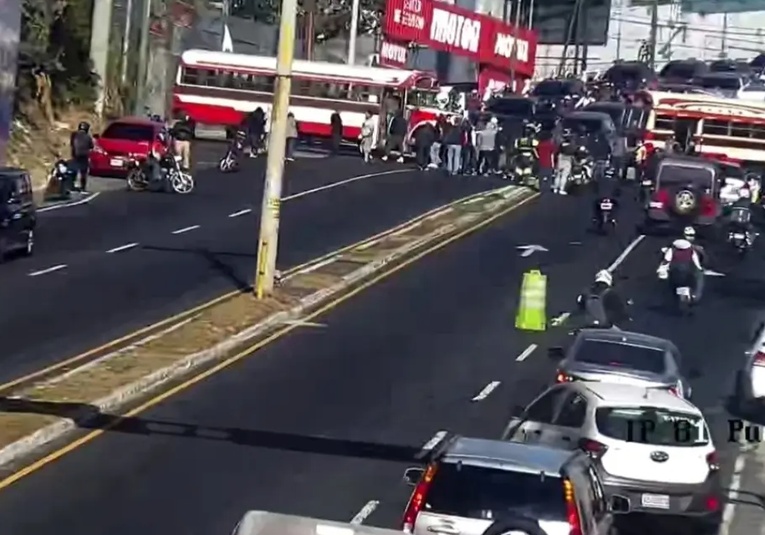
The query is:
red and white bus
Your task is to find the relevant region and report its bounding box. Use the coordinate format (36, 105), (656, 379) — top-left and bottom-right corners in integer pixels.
(172, 49), (450, 144)
(640, 90), (765, 165)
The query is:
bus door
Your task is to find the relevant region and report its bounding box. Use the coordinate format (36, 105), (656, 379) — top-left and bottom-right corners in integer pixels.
(674, 115), (700, 152)
(380, 88), (403, 147)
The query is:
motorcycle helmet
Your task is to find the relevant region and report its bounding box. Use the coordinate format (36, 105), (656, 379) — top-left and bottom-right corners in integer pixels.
(595, 269), (613, 286)
(78, 121), (90, 132)
(683, 226), (696, 240)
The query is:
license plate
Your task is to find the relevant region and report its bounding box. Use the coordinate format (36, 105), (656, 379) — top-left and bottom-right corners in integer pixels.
(110, 158), (124, 167)
(600, 202), (613, 210)
(676, 286), (691, 297)
(642, 180), (652, 186)
(641, 493), (670, 509)
(733, 233), (746, 239)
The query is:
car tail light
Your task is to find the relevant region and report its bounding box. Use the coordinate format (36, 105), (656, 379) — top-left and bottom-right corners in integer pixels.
(93, 143), (107, 155)
(700, 194), (716, 217)
(668, 386), (680, 397)
(556, 372), (572, 383)
(564, 479), (582, 535)
(650, 188), (669, 209)
(706, 451), (720, 471)
(578, 438), (608, 459)
(705, 494), (720, 512)
(752, 352), (765, 367)
(401, 464), (437, 532)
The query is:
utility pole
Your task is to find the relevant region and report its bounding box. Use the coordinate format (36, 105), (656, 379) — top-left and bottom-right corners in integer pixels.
(254, 0), (299, 298)
(720, 13), (728, 58)
(134, 0), (153, 115)
(647, 0), (658, 70)
(348, 0), (361, 64)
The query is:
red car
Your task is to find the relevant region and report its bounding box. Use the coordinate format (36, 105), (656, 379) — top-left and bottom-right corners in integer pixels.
(90, 117), (166, 176)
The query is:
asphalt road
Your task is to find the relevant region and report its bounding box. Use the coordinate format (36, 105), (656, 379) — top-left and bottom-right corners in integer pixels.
(0, 143), (504, 382)
(1, 186), (757, 534)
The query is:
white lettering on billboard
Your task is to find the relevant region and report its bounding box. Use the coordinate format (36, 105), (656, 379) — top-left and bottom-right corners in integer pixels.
(381, 41), (407, 64)
(494, 33), (529, 63)
(429, 8), (481, 53)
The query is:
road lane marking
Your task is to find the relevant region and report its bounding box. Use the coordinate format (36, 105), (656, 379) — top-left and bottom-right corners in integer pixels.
(350, 500), (380, 524)
(420, 431), (448, 453)
(285, 256), (338, 278)
(38, 192), (101, 213)
(228, 208), (252, 218)
(106, 243), (138, 253)
(282, 169), (411, 200)
(550, 312), (570, 326)
(0, 192), (540, 490)
(172, 225), (200, 235)
(516, 344), (537, 361)
(472, 381), (501, 401)
(28, 264), (67, 277)
(719, 447), (747, 535)
(606, 234), (645, 272)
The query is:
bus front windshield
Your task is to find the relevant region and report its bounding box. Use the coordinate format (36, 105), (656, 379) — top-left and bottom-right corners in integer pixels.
(406, 89), (443, 110)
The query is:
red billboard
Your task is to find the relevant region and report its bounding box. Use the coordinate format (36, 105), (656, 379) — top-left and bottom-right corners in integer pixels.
(383, 0), (537, 80)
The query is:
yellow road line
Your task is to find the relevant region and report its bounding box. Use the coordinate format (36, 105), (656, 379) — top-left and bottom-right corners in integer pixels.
(0, 189), (504, 393)
(0, 191), (538, 491)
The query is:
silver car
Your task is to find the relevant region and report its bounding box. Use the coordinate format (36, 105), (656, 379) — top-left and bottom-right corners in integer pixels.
(547, 329), (700, 399)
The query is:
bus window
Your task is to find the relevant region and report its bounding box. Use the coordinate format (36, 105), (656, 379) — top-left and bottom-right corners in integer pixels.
(182, 67), (200, 85)
(731, 121), (752, 138)
(753, 125), (765, 139)
(406, 89), (438, 109)
(654, 114), (674, 130)
(704, 120), (729, 136)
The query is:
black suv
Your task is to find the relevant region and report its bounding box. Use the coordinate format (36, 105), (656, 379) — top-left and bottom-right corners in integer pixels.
(0, 168), (35, 262)
(401, 435), (626, 535)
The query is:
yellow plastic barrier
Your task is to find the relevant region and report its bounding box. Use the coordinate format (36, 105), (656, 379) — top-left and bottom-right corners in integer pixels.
(515, 269), (547, 331)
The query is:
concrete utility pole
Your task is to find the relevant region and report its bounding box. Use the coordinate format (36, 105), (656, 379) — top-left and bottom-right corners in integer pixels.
(647, 0), (658, 70)
(254, 0), (299, 298)
(134, 0), (153, 114)
(348, 0), (361, 64)
(89, 0), (113, 118)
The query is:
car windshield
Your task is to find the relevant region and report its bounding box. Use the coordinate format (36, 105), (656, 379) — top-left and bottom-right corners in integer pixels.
(698, 76), (741, 91)
(657, 163), (715, 187)
(595, 407), (709, 446)
(486, 98), (534, 118)
(660, 62), (701, 80)
(572, 340), (667, 374)
(102, 123), (154, 141)
(532, 81), (569, 97)
(584, 105), (624, 128)
(562, 117), (608, 135)
(424, 463), (566, 521)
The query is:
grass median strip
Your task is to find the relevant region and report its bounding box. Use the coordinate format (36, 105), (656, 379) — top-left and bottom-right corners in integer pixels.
(0, 186), (536, 463)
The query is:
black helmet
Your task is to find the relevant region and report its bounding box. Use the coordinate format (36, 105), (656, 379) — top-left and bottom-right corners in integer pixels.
(78, 121), (90, 132)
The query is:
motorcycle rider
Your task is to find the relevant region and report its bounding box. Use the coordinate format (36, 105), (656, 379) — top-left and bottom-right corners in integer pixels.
(169, 113), (194, 170)
(592, 185), (620, 230)
(70, 121), (94, 192)
(144, 131), (172, 183)
(659, 228), (705, 303)
(513, 123), (539, 176)
(576, 270), (631, 328)
(726, 187), (756, 246)
(572, 144), (592, 182)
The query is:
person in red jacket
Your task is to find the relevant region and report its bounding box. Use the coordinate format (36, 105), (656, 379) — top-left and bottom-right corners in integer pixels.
(537, 132), (556, 190)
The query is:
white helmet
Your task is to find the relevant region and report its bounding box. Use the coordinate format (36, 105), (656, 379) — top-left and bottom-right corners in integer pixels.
(595, 269), (613, 286)
(683, 226), (696, 240)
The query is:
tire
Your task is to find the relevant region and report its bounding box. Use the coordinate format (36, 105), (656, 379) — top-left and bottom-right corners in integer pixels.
(171, 173), (194, 194)
(127, 169), (147, 191)
(480, 516), (546, 535)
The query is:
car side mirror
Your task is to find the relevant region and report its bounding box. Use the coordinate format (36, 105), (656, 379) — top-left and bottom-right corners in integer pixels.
(548, 347), (565, 360)
(608, 495), (631, 514)
(688, 368), (703, 380)
(403, 467), (424, 486)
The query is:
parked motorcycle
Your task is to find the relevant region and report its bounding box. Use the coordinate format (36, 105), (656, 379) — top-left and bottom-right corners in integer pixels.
(127, 155), (195, 194)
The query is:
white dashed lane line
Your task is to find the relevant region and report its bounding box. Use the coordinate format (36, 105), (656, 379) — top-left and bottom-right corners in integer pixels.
(471, 381), (501, 401)
(106, 242), (139, 253)
(28, 264), (67, 277)
(228, 208), (252, 218)
(350, 500), (380, 525)
(172, 225), (200, 235)
(516, 344), (537, 362)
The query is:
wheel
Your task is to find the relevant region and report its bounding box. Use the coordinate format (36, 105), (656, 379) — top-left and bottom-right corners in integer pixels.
(127, 169), (147, 191)
(171, 173), (194, 194)
(22, 229), (34, 257)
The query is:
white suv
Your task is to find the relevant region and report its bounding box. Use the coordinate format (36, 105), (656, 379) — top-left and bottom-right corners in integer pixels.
(503, 382), (721, 532)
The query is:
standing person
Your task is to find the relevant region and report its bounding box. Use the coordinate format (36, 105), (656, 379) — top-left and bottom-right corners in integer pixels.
(537, 130), (556, 190)
(444, 116), (462, 175)
(414, 121), (436, 170)
(359, 111), (376, 163)
(460, 117), (476, 175)
(382, 109), (407, 163)
(70, 121), (94, 192)
(554, 129), (575, 194)
(330, 111), (343, 155)
(285, 112), (299, 161)
(428, 116), (444, 169)
(476, 118), (498, 175)
(170, 112), (194, 170)
(247, 107), (266, 156)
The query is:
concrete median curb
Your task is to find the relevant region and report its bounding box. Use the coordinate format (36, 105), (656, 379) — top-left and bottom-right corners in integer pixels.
(0, 185), (537, 469)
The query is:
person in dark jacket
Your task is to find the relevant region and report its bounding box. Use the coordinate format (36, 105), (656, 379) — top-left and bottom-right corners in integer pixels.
(382, 111), (407, 163)
(330, 111), (343, 155)
(246, 108), (266, 155)
(443, 116), (463, 175)
(414, 122), (436, 170)
(170, 113), (195, 170)
(70, 121), (94, 192)
(460, 117), (475, 174)
(576, 270), (631, 328)
(428, 116), (445, 169)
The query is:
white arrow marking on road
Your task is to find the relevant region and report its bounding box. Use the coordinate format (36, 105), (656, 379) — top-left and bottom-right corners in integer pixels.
(517, 244), (549, 257)
(704, 269), (726, 277)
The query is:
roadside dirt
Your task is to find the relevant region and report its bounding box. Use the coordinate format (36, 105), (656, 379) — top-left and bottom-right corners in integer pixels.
(0, 187), (535, 451)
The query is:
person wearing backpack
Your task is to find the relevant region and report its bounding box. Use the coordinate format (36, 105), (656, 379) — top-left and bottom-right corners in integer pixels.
(70, 122), (94, 192)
